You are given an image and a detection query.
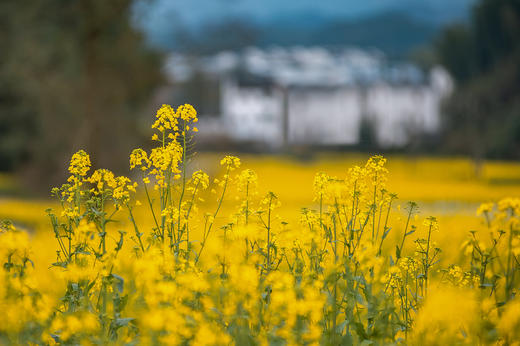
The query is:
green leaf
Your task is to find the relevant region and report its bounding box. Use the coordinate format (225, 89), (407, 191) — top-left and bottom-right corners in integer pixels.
(405, 229), (415, 236)
(113, 317), (134, 328)
(353, 322), (368, 340)
(111, 273), (125, 293)
(382, 227), (392, 240)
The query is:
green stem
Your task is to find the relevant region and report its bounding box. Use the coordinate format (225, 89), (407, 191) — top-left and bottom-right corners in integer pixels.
(196, 165), (231, 263)
(143, 175), (161, 239)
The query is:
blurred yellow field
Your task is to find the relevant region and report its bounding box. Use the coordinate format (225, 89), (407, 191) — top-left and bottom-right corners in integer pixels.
(225, 153), (520, 205)
(3, 152), (519, 239)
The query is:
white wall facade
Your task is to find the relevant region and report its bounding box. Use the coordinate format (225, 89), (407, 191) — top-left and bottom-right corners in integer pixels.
(220, 79), (284, 147)
(287, 88), (362, 145)
(217, 65), (453, 148)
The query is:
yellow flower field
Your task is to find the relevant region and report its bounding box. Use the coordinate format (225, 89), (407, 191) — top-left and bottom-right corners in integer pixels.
(1, 104), (519, 345)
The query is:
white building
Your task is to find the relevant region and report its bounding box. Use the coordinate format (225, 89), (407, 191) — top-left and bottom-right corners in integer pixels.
(165, 47), (453, 148)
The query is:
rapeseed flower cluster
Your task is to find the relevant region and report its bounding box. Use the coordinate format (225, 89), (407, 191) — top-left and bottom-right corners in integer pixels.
(0, 104), (518, 345)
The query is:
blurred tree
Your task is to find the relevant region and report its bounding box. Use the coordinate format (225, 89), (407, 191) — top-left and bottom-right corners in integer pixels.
(0, 0), (162, 191)
(436, 0), (520, 166)
(435, 24), (475, 82)
(0, 3), (38, 172)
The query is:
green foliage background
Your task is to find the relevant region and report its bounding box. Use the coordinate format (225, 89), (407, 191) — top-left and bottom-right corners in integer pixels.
(0, 0), (162, 190)
(436, 0), (520, 161)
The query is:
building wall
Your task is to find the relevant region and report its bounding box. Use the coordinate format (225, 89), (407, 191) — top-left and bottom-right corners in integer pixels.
(221, 79), (284, 146)
(366, 84), (439, 147)
(219, 67), (452, 148)
(287, 88), (362, 145)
